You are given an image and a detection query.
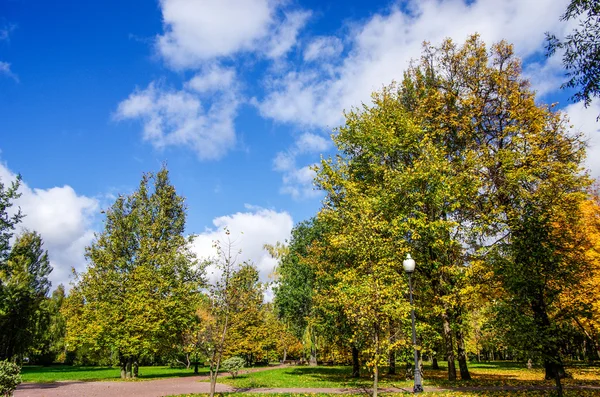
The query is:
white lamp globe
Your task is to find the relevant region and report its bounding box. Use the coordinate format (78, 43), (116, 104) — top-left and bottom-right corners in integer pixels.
(403, 253), (416, 273)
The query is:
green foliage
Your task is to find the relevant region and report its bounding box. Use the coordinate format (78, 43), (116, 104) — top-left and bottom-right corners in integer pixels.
(274, 219), (323, 339)
(546, 0), (600, 115)
(0, 175), (22, 263)
(0, 231), (52, 361)
(0, 360), (21, 397)
(63, 166), (204, 378)
(221, 356), (245, 378)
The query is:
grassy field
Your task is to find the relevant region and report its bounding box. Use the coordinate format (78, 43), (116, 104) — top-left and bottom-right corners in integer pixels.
(173, 392), (600, 397)
(215, 361), (600, 390)
(20, 365), (209, 383)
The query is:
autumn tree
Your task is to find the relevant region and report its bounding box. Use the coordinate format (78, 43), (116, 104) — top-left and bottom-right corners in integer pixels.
(400, 35), (590, 396)
(64, 167), (203, 378)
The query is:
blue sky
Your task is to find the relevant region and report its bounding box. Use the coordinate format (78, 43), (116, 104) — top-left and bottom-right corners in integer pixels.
(1, 0), (599, 290)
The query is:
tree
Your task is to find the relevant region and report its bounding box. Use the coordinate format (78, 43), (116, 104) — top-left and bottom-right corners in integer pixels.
(273, 219), (322, 366)
(63, 166), (203, 378)
(546, 0), (600, 117)
(30, 285), (67, 364)
(0, 231), (52, 361)
(401, 35), (589, 396)
(0, 175), (22, 264)
(192, 232), (266, 397)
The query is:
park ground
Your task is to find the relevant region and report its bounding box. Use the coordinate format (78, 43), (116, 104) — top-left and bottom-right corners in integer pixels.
(14, 362), (600, 397)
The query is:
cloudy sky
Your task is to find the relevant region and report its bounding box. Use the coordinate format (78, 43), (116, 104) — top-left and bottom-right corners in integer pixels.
(1, 0), (599, 291)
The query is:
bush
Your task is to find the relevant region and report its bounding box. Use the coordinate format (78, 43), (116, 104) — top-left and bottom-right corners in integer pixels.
(221, 356), (245, 378)
(0, 360), (22, 397)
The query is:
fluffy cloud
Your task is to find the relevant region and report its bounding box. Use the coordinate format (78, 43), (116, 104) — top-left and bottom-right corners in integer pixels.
(0, 162), (99, 290)
(273, 132), (330, 199)
(190, 205), (293, 299)
(115, 81), (238, 160)
(564, 100), (600, 179)
(259, 0), (571, 128)
(266, 10), (312, 59)
(156, 0), (310, 68)
(186, 64), (236, 94)
(303, 36), (344, 62)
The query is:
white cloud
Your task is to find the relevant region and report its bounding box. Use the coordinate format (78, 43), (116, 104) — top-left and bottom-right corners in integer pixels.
(157, 0), (273, 67)
(0, 162), (99, 291)
(296, 132), (330, 153)
(186, 64), (236, 93)
(0, 61), (18, 82)
(190, 206), (293, 299)
(280, 164), (319, 199)
(564, 100), (600, 179)
(115, 81), (238, 160)
(156, 0), (310, 68)
(259, 0), (571, 128)
(266, 10), (312, 59)
(273, 132), (329, 199)
(523, 55), (565, 99)
(304, 36), (343, 62)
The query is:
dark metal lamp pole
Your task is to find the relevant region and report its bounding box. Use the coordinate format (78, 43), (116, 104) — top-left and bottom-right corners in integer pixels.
(403, 253), (423, 393)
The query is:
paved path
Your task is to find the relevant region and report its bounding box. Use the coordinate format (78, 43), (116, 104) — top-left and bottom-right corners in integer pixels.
(14, 375), (234, 397)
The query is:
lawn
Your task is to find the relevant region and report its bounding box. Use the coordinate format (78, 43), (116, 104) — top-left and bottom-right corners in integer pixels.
(215, 361), (600, 390)
(20, 365), (209, 383)
(172, 392), (600, 397)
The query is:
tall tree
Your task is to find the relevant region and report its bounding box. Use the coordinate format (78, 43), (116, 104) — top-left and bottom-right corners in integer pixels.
(402, 35), (589, 396)
(64, 166), (203, 378)
(0, 231), (52, 361)
(0, 175), (22, 263)
(274, 219), (322, 366)
(546, 0), (600, 117)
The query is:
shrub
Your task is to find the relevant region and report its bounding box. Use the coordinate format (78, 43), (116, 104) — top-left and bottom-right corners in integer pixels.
(221, 356), (245, 378)
(0, 360), (22, 397)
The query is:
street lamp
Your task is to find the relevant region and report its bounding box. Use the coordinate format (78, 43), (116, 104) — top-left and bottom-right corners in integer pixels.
(403, 253), (423, 393)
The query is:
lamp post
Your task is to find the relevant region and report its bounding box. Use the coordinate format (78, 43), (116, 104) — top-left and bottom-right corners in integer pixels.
(403, 253), (423, 393)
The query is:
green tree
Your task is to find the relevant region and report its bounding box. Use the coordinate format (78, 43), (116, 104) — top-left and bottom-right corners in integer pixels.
(0, 231), (52, 361)
(274, 219), (324, 366)
(0, 175), (22, 263)
(546, 0), (600, 117)
(401, 35), (589, 396)
(193, 232), (256, 397)
(30, 285), (67, 364)
(64, 166), (203, 378)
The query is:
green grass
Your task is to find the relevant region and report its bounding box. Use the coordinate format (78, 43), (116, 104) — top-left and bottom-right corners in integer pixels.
(172, 392), (600, 397)
(20, 365), (209, 383)
(215, 362), (600, 390)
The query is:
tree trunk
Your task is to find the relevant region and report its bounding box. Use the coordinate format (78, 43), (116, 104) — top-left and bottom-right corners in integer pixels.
(372, 333), (378, 397)
(309, 345), (317, 366)
(133, 356), (139, 378)
(388, 350), (396, 375)
(119, 354), (127, 379)
(352, 346), (360, 378)
(126, 357), (132, 379)
(432, 354), (439, 370)
(455, 329), (471, 380)
(282, 346), (287, 363)
(441, 308), (457, 381)
(209, 369), (217, 397)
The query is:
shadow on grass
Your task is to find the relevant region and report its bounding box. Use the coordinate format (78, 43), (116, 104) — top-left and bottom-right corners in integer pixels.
(22, 366), (114, 374)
